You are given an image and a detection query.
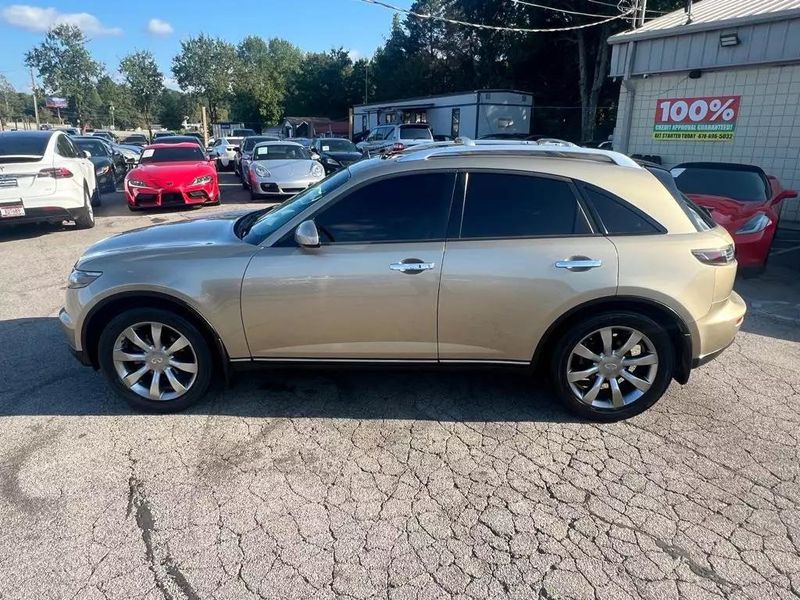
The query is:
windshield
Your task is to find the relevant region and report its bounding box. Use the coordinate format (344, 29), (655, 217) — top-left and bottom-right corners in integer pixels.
(400, 125), (433, 140)
(242, 168), (351, 244)
(233, 129), (256, 137)
(253, 144), (310, 160)
(242, 137), (276, 152)
(157, 137), (202, 146)
(75, 139), (109, 156)
(672, 166), (769, 202)
(320, 139), (357, 152)
(140, 146), (205, 163)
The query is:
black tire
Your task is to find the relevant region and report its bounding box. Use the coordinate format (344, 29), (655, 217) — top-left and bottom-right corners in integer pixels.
(241, 175), (248, 190)
(250, 187), (260, 201)
(74, 187), (96, 229)
(97, 308), (214, 412)
(91, 186), (102, 207)
(550, 311), (674, 422)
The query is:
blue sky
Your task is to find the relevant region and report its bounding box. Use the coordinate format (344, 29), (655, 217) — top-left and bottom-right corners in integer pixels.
(0, 1), (409, 90)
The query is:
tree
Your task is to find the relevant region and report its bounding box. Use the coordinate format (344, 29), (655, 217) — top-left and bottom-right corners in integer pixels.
(119, 51), (164, 138)
(24, 24), (103, 129)
(172, 35), (237, 122)
(158, 89), (184, 130)
(0, 75), (21, 127)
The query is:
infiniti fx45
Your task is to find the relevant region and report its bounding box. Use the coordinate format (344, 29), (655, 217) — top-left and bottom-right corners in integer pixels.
(60, 144), (745, 421)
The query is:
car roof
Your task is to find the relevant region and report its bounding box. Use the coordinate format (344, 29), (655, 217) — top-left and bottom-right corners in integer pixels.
(254, 140), (303, 147)
(0, 130), (54, 141)
(145, 142), (203, 149)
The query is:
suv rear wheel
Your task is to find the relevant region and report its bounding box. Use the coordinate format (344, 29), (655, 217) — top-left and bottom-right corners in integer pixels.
(551, 312), (674, 421)
(97, 308), (214, 412)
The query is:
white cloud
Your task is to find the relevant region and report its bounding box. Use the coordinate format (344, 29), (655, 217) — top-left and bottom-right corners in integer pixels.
(164, 77), (181, 91)
(0, 4), (122, 35)
(147, 17), (173, 36)
(347, 49), (363, 62)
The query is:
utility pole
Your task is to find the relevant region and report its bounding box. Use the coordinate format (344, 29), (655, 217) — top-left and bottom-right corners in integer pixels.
(201, 105), (209, 147)
(639, 0), (648, 27)
(29, 67), (40, 129)
(109, 102), (115, 129)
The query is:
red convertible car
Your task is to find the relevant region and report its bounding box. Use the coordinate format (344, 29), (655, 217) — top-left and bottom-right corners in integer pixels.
(125, 143), (220, 211)
(671, 162), (797, 275)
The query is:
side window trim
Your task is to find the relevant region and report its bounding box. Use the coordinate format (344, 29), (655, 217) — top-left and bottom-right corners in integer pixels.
(454, 169), (598, 241)
(575, 181), (667, 236)
(303, 170), (459, 246)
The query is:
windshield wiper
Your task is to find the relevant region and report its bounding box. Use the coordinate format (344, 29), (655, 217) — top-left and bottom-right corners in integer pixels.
(235, 208), (273, 239)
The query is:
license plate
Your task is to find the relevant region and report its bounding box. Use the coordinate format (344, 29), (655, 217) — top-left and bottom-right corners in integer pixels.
(0, 204), (25, 218)
(0, 177), (18, 188)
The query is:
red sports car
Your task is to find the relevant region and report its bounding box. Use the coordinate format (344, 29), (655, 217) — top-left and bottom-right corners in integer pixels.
(671, 162), (797, 275)
(125, 143), (220, 211)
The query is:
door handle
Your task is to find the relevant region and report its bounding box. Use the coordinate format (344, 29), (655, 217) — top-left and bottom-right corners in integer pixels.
(389, 259), (435, 274)
(555, 257), (602, 272)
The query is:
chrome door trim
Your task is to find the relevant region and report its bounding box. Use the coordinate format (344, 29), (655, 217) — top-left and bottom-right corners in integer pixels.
(389, 261), (436, 273)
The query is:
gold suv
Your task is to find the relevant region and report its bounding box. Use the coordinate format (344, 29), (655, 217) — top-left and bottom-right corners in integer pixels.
(60, 143), (745, 421)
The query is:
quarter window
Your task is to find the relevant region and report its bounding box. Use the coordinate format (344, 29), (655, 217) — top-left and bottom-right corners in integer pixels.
(461, 172), (590, 238)
(55, 135), (75, 157)
(581, 186), (662, 235)
(314, 173), (455, 243)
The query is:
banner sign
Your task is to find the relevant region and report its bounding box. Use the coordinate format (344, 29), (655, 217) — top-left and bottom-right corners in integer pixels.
(45, 96), (68, 109)
(653, 95), (740, 141)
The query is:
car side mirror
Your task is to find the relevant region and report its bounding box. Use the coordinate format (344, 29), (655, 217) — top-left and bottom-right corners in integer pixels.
(774, 189), (798, 204)
(294, 220), (320, 248)
(83, 150), (92, 159)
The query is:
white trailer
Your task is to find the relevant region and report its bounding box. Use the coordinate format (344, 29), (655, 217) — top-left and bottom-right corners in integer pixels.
(352, 90), (533, 140)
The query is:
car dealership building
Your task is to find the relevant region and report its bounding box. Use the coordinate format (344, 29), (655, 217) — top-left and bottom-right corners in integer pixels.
(609, 0), (800, 225)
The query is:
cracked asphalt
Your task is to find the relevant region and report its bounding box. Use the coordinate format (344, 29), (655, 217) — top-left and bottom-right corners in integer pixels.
(1, 173), (800, 600)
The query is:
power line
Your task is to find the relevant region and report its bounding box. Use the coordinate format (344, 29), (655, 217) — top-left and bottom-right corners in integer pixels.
(358, 0), (636, 33)
(512, 0), (620, 19)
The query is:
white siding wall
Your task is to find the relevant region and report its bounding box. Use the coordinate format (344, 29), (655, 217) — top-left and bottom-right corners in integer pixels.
(615, 64), (800, 224)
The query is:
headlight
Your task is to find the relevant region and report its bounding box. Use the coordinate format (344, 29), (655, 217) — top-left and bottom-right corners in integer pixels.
(254, 164), (270, 177)
(323, 156), (339, 166)
(311, 162), (325, 178)
(735, 212), (772, 235)
(96, 165), (111, 175)
(192, 175), (213, 185)
(67, 269), (102, 289)
(127, 179), (148, 188)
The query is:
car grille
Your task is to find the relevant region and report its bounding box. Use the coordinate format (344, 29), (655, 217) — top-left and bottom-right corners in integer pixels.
(135, 193), (157, 204)
(187, 191), (208, 199)
(260, 183), (280, 193)
(161, 193), (185, 206)
(282, 187), (305, 194)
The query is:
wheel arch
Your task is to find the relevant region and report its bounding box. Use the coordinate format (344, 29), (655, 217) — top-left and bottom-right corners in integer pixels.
(531, 296), (693, 384)
(82, 291), (230, 380)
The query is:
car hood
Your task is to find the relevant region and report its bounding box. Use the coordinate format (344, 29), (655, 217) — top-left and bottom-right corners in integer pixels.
(253, 159), (315, 178)
(88, 156), (113, 169)
(324, 151), (362, 162)
(128, 161), (213, 185)
(77, 211), (250, 266)
(685, 193), (768, 232)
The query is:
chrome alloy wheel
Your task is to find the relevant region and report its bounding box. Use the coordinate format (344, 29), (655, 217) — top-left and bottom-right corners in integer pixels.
(112, 322), (198, 401)
(566, 326), (659, 409)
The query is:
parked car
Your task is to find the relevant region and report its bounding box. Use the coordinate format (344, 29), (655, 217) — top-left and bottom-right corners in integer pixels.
(152, 131), (175, 140)
(61, 143), (745, 420)
(247, 141), (325, 200)
(236, 135), (281, 184)
(671, 162), (797, 275)
(356, 123), (433, 155)
(433, 134), (454, 142)
(121, 134), (149, 147)
(0, 130), (98, 229)
(352, 129), (370, 144)
(72, 137), (117, 194)
(112, 143), (143, 168)
(124, 143), (220, 211)
(152, 135), (205, 149)
(73, 136), (127, 183)
(208, 137), (240, 171)
(232, 128), (257, 138)
(287, 137), (312, 149)
(91, 130), (117, 143)
(310, 137), (363, 174)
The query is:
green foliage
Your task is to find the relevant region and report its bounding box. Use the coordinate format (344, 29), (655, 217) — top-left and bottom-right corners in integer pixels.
(120, 50), (164, 134)
(172, 34), (237, 121)
(158, 89), (184, 130)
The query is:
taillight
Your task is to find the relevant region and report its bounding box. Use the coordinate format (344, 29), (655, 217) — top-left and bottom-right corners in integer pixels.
(391, 143), (406, 152)
(692, 244), (735, 265)
(38, 167), (73, 179)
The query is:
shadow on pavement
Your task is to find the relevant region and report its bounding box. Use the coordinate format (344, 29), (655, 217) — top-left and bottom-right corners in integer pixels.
(735, 263), (800, 343)
(0, 317), (576, 422)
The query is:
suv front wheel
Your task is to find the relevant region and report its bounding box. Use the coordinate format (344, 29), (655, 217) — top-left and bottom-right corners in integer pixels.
(98, 308), (214, 412)
(551, 312), (674, 422)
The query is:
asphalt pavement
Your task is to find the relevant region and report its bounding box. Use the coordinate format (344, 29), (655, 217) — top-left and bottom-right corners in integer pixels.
(1, 172), (799, 599)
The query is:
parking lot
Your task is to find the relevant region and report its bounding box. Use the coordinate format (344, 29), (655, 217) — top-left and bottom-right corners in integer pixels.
(0, 172), (799, 600)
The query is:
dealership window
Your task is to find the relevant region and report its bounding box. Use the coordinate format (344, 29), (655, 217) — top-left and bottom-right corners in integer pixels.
(451, 108), (460, 138)
(384, 113), (396, 124)
(402, 111), (427, 124)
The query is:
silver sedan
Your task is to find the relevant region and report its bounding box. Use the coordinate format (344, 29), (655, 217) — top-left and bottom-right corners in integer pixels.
(247, 141), (325, 200)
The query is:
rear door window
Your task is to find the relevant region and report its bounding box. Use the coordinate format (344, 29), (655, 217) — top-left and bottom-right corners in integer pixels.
(580, 186), (664, 235)
(460, 172), (591, 238)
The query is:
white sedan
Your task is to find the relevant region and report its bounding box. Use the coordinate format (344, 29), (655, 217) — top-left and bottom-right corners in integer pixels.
(209, 137), (242, 171)
(0, 130), (98, 230)
(248, 141), (325, 200)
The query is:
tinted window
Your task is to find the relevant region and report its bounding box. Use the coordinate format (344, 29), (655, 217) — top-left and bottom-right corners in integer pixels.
(242, 137), (275, 152)
(253, 144), (309, 160)
(400, 125), (433, 140)
(646, 166), (713, 232)
(156, 136), (203, 147)
(0, 132), (50, 158)
(672, 166), (768, 202)
(56, 135), (76, 157)
(140, 146), (205, 163)
(461, 173), (589, 238)
(582, 187), (661, 235)
(75, 139), (108, 156)
(319, 139), (357, 152)
(315, 173), (455, 243)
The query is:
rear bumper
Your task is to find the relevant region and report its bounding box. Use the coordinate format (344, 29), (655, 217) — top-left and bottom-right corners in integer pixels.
(0, 205), (82, 226)
(694, 291), (746, 363)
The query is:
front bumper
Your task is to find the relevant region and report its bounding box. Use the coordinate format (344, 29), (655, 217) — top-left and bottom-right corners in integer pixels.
(126, 183), (218, 208)
(59, 307), (92, 366)
(694, 291), (746, 364)
(250, 174), (322, 196)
